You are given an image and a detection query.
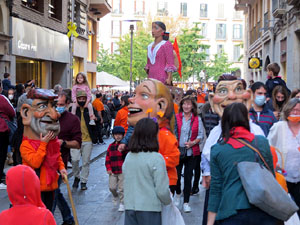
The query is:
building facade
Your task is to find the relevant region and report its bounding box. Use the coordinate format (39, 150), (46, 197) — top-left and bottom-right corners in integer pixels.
(98, 0), (245, 80)
(235, 0), (300, 90)
(1, 0), (111, 89)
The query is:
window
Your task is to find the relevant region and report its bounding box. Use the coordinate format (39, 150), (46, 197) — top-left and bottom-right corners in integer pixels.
(217, 44), (224, 55)
(217, 3), (224, 18)
(157, 1), (168, 16)
(22, 0), (44, 13)
(233, 24), (243, 40)
(200, 23), (207, 38)
(135, 0), (145, 15)
(200, 3), (208, 17)
(49, 0), (62, 20)
(111, 42), (119, 54)
(233, 10), (242, 19)
(74, 2), (87, 36)
(180, 3), (187, 17)
(111, 20), (121, 37)
(216, 24), (226, 39)
(113, 0), (122, 14)
(233, 45), (241, 61)
(204, 48), (210, 61)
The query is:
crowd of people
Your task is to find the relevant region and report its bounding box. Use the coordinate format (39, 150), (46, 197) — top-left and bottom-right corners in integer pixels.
(0, 60), (299, 225)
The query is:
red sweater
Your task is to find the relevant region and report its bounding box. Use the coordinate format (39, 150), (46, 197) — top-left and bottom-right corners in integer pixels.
(0, 94), (16, 133)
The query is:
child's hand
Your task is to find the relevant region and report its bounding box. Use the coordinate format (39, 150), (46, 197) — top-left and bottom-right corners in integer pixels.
(118, 144), (126, 152)
(107, 170), (112, 175)
(40, 131), (55, 143)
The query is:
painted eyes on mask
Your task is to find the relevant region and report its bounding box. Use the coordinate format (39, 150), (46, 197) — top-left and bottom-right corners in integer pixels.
(141, 93), (149, 100)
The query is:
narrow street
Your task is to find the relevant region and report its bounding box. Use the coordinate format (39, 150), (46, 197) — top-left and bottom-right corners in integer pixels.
(0, 137), (206, 225)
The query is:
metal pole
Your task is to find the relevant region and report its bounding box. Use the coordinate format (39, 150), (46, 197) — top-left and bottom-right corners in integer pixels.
(129, 25), (134, 94)
(70, 0), (75, 88)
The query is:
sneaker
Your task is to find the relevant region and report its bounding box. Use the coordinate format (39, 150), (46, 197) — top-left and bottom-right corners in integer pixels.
(89, 120), (96, 126)
(112, 197), (118, 206)
(191, 187), (199, 195)
(72, 177), (80, 189)
(81, 182), (87, 190)
(118, 203), (125, 212)
(183, 203), (192, 213)
(173, 193), (181, 207)
(0, 183), (7, 190)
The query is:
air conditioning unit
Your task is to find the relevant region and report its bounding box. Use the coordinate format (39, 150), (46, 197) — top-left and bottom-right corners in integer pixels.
(286, 0), (299, 5)
(273, 8), (286, 18)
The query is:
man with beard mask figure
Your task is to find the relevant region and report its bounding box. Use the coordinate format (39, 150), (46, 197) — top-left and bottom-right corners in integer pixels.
(71, 90), (98, 190)
(20, 89), (67, 210)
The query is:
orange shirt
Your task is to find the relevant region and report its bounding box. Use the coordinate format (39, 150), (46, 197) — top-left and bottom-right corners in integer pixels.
(158, 128), (180, 186)
(114, 106), (129, 133)
(20, 140), (65, 192)
(92, 98), (104, 112)
(197, 93), (206, 103)
(173, 103), (179, 114)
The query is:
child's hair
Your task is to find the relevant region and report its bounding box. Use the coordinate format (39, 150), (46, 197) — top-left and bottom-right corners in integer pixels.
(128, 118), (159, 153)
(267, 63), (280, 76)
(74, 72), (89, 87)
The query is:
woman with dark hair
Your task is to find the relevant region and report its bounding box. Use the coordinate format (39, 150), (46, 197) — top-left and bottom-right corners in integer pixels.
(207, 103), (279, 225)
(268, 98), (300, 216)
(291, 88), (300, 99)
(123, 118), (171, 225)
(145, 21), (177, 85)
(174, 95), (204, 212)
(114, 95), (129, 133)
(267, 85), (290, 120)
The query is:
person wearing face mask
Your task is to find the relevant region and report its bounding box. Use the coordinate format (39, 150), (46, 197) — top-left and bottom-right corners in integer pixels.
(52, 91), (81, 225)
(268, 98), (300, 217)
(249, 82), (277, 136)
(266, 85), (290, 120)
(71, 90), (98, 190)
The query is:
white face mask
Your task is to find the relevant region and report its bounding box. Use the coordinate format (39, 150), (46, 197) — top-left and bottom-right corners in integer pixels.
(8, 94), (14, 100)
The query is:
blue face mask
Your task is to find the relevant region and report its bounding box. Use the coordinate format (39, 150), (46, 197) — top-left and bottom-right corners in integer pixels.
(254, 95), (266, 106)
(56, 106), (66, 114)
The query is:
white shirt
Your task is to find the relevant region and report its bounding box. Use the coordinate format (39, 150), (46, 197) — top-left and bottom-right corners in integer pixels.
(268, 121), (300, 183)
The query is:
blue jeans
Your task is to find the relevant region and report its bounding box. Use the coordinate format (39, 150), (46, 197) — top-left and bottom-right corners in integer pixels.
(219, 208), (280, 225)
(52, 176), (74, 224)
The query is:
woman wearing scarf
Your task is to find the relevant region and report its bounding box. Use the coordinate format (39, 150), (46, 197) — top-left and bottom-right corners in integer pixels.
(268, 98), (300, 217)
(145, 21), (177, 85)
(207, 103), (279, 225)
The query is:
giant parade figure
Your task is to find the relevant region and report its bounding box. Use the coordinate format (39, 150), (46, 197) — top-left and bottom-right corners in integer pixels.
(19, 89), (67, 211)
(119, 79), (180, 189)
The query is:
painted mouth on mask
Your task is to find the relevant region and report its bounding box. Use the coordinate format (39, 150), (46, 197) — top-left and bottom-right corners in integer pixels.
(128, 108), (143, 115)
(40, 118), (58, 124)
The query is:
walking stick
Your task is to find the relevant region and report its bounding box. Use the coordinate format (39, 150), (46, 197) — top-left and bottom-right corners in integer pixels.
(63, 175), (79, 225)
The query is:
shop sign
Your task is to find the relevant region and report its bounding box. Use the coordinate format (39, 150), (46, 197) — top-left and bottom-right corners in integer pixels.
(12, 17), (69, 63)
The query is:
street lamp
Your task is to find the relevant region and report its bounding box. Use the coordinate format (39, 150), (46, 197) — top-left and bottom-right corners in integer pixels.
(123, 19), (141, 94)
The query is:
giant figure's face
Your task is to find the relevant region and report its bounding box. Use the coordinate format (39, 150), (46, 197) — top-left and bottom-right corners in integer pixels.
(209, 80), (252, 117)
(127, 80), (171, 126)
(21, 99), (60, 138)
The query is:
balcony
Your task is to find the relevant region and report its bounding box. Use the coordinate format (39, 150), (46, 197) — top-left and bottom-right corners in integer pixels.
(250, 21), (261, 45)
(89, 0), (112, 19)
(272, 0), (286, 18)
(287, 0), (300, 5)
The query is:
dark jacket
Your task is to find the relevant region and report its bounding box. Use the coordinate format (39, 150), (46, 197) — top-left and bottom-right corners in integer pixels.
(75, 107), (98, 144)
(265, 77), (291, 98)
(2, 79), (15, 91)
(249, 105), (277, 136)
(0, 95), (16, 133)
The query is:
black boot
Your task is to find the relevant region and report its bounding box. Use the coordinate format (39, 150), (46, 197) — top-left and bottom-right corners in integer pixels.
(72, 177), (80, 188)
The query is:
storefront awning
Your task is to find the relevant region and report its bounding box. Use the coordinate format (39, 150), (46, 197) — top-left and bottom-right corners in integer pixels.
(96, 71), (128, 86)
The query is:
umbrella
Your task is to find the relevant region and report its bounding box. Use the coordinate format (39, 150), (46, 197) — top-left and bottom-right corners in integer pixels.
(96, 71), (128, 86)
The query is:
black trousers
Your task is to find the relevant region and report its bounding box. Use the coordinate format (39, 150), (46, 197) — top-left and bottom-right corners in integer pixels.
(287, 181), (300, 218)
(125, 210), (161, 225)
(192, 154), (201, 189)
(41, 191), (55, 211)
(0, 132), (9, 181)
(175, 156), (195, 203)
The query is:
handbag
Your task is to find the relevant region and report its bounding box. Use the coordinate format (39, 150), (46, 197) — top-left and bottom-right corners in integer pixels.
(236, 138), (299, 221)
(0, 114), (17, 144)
(178, 117), (194, 160)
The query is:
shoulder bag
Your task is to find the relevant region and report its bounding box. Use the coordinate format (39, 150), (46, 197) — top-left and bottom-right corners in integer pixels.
(236, 138), (298, 221)
(0, 114), (17, 144)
